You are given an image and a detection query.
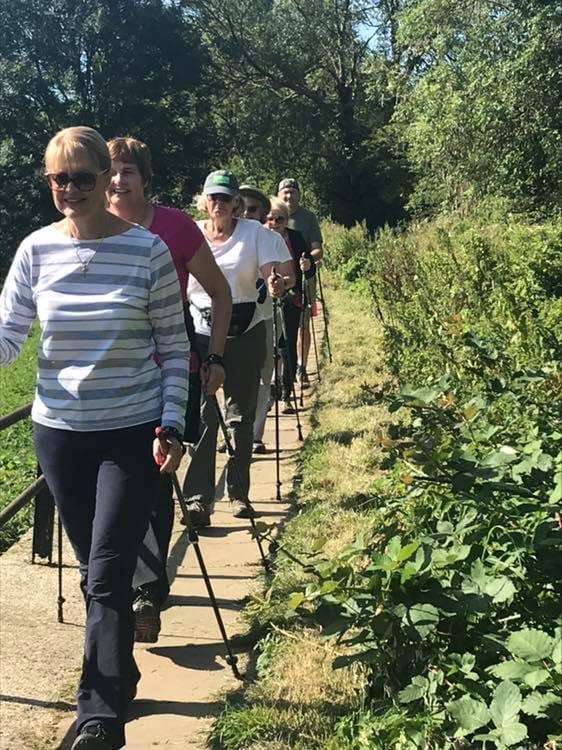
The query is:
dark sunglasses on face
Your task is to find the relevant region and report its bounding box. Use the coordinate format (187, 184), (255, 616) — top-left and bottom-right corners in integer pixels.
(244, 204), (261, 214)
(45, 169), (109, 192)
(266, 215), (285, 224)
(208, 193), (233, 203)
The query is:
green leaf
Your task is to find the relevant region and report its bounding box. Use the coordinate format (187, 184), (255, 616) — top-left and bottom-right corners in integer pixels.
(398, 680), (427, 703)
(521, 691), (561, 718)
(488, 660), (534, 681)
(494, 722), (528, 746)
(507, 628), (555, 662)
(489, 681), (521, 729)
(523, 669), (550, 689)
(320, 580), (338, 595)
(310, 535), (327, 553)
(405, 603), (439, 637)
(447, 695), (490, 734)
(287, 592), (305, 610)
(485, 576), (517, 603)
(385, 536), (402, 560)
(401, 385), (441, 404)
(397, 540), (420, 562)
(553, 628), (562, 673)
(481, 446), (518, 468)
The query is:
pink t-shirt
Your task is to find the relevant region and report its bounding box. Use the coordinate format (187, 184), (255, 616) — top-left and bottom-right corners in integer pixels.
(149, 205), (203, 301)
(150, 205), (204, 372)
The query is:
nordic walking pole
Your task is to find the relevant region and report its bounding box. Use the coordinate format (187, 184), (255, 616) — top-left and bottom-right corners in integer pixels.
(309, 287), (321, 382)
(272, 299), (282, 501)
(170, 470), (243, 681)
(57, 513), (65, 623)
(184, 324), (271, 571)
(208, 395), (271, 571)
(316, 269), (332, 363)
(299, 286), (306, 407)
(277, 300), (304, 442)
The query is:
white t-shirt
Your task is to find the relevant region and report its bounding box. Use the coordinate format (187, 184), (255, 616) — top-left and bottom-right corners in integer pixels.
(188, 218), (290, 335)
(258, 229), (292, 321)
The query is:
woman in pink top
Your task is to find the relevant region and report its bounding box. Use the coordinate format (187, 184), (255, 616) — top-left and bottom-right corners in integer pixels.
(107, 137), (232, 644)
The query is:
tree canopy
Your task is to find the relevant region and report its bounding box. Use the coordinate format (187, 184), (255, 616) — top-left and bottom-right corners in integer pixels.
(0, 0), (560, 274)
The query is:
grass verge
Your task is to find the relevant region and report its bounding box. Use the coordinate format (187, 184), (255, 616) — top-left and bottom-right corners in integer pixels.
(210, 279), (392, 749)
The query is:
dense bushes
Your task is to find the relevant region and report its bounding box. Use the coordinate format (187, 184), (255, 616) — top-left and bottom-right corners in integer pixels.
(288, 214), (562, 747)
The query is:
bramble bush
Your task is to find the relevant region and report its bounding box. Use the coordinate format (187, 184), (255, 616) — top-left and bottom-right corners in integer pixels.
(288, 214), (562, 747)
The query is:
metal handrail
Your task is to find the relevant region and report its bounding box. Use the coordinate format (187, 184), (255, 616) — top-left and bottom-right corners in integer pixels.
(0, 402), (32, 431)
(0, 401), (64, 621)
(0, 401), (45, 533)
(0, 476), (48, 526)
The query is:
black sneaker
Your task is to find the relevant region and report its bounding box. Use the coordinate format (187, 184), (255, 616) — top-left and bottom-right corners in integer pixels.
(71, 723), (113, 750)
(187, 500), (212, 528)
(230, 499), (255, 519)
(281, 400), (295, 415)
(297, 365), (311, 388)
(253, 440), (267, 454)
(133, 591), (161, 643)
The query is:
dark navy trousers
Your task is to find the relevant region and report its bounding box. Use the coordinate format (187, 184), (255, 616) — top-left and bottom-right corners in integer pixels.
(34, 420), (160, 749)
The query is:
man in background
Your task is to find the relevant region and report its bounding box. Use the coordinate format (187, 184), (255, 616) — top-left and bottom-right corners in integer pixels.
(277, 178), (322, 384)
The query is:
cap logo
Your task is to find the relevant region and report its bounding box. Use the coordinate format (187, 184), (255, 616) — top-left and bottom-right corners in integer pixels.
(213, 174), (231, 186)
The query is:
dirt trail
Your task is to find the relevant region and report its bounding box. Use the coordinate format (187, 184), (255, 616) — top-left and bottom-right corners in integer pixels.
(0, 354), (319, 749)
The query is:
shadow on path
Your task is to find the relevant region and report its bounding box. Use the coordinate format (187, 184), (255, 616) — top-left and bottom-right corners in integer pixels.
(148, 641), (241, 672)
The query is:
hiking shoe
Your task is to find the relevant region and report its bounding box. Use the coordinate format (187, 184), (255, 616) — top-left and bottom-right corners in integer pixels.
(230, 499), (254, 519)
(297, 365), (311, 388)
(253, 440), (267, 454)
(133, 591), (161, 643)
(186, 500), (212, 528)
(270, 384), (282, 401)
(281, 400), (295, 415)
(71, 723), (113, 750)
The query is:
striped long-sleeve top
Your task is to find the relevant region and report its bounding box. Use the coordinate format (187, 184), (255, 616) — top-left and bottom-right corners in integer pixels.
(0, 223), (189, 433)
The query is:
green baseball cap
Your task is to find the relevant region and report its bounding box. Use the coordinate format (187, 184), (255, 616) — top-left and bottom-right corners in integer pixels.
(203, 169), (239, 196)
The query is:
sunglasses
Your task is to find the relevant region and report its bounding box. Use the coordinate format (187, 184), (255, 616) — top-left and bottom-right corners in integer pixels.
(207, 193), (233, 203)
(244, 204), (261, 214)
(266, 215), (285, 224)
(46, 169), (109, 192)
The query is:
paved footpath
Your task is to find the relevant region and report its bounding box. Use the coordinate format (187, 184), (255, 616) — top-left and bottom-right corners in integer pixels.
(0, 365), (317, 749)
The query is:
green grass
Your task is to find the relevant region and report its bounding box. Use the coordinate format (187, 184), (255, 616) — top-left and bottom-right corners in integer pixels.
(211, 279), (392, 749)
(0, 325), (39, 551)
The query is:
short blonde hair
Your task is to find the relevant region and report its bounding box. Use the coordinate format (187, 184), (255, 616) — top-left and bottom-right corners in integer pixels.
(107, 136), (153, 191)
(269, 197), (289, 221)
(44, 126), (111, 173)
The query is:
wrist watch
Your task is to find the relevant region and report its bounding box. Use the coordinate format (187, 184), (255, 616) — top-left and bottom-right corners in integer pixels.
(156, 425), (186, 453)
(204, 353), (226, 371)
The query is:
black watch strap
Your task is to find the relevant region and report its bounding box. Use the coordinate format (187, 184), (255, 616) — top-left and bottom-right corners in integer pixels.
(156, 425), (186, 453)
(204, 353), (226, 371)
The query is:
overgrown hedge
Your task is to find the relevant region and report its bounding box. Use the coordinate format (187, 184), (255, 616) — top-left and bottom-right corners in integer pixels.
(289, 213), (562, 748)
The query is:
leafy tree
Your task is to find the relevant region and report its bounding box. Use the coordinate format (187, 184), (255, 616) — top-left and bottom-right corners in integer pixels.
(0, 0), (211, 275)
(189, 0), (411, 227)
(393, 0), (562, 213)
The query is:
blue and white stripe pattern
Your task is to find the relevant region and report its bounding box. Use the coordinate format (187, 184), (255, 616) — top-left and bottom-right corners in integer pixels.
(0, 224), (189, 433)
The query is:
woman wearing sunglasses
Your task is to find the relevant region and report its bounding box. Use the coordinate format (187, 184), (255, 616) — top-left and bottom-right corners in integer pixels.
(106, 137), (232, 644)
(0, 126), (189, 750)
(185, 170), (293, 526)
(265, 198), (316, 414)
